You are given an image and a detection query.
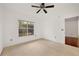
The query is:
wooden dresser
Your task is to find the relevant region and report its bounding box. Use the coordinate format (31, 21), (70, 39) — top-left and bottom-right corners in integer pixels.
(65, 37), (79, 47)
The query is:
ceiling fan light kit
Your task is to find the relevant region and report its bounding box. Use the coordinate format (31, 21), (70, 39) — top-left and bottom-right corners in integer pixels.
(32, 3), (54, 14)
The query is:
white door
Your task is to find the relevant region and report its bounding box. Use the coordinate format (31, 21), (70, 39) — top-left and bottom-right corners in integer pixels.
(0, 5), (3, 55)
(0, 21), (3, 54)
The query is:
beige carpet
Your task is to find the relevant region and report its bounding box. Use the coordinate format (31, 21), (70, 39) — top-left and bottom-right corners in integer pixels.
(1, 39), (79, 56)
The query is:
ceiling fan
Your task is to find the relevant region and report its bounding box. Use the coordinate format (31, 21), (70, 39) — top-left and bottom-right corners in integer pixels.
(32, 3), (54, 14)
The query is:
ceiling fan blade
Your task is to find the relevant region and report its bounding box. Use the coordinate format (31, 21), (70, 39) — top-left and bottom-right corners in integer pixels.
(45, 5), (54, 8)
(36, 9), (41, 13)
(32, 5), (40, 8)
(43, 9), (47, 13)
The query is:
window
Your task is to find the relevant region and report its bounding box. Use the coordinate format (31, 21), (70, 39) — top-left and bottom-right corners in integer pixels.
(19, 20), (34, 37)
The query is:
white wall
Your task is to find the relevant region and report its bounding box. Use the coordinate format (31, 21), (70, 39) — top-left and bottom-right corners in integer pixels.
(41, 3), (79, 43)
(3, 4), (44, 47)
(2, 3), (79, 47)
(0, 5), (3, 54)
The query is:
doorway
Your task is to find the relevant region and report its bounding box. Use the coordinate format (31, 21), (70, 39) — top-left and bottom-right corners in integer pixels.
(65, 16), (79, 47)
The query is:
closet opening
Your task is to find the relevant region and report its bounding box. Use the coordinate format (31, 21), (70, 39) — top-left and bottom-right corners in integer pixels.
(65, 16), (79, 47)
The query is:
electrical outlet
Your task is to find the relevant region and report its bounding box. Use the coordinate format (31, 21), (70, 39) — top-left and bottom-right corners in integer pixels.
(54, 36), (56, 39)
(61, 29), (64, 31)
(10, 39), (13, 41)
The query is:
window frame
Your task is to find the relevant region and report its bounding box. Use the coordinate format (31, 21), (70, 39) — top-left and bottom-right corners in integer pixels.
(18, 20), (34, 37)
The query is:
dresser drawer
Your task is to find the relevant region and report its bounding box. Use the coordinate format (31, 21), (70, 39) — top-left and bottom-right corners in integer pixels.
(65, 37), (78, 47)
